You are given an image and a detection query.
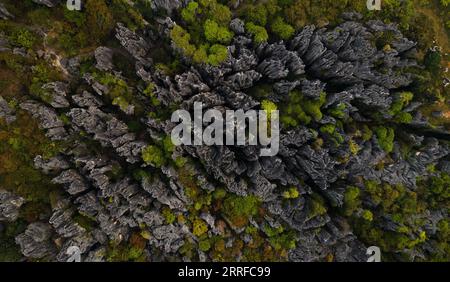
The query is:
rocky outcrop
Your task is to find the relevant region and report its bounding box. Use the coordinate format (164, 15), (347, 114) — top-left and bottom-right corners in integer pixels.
(94, 46), (114, 71)
(42, 81), (70, 108)
(20, 101), (68, 141)
(15, 222), (56, 259)
(0, 190), (24, 222)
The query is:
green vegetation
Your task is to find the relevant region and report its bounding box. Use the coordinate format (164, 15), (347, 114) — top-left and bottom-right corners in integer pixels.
(204, 19), (234, 44)
(343, 177), (449, 260)
(374, 126), (395, 153)
(170, 0), (233, 65)
(106, 235), (147, 262)
(389, 92), (414, 123)
(308, 193), (327, 218)
(222, 194), (260, 228)
(270, 17), (295, 40)
(162, 207), (176, 224)
(142, 145), (165, 167)
(282, 187), (299, 199)
(0, 0), (448, 263)
(192, 218), (208, 236)
(280, 90), (326, 127)
(320, 123), (344, 145)
(92, 72), (134, 112)
(261, 99), (277, 120)
(245, 22), (269, 43)
(343, 186), (361, 216)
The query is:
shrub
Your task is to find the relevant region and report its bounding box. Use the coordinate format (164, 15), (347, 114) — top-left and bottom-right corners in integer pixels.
(375, 126), (395, 153)
(222, 195), (260, 228)
(282, 187), (299, 199)
(204, 19), (233, 44)
(142, 145), (165, 167)
(199, 239), (211, 252)
(162, 207), (176, 224)
(181, 1), (199, 23)
(389, 92), (413, 115)
(192, 218), (208, 236)
(170, 25), (196, 57)
(394, 112), (413, 124)
(349, 139), (360, 155)
(343, 186), (361, 216)
(9, 28), (36, 49)
(424, 50), (442, 75)
(362, 210), (374, 222)
(207, 44), (228, 66)
(270, 17), (295, 40)
(261, 99), (277, 120)
(245, 22), (269, 44)
(303, 92), (326, 121)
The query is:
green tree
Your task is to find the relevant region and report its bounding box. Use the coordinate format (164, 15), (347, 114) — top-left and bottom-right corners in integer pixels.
(207, 44), (228, 66)
(170, 25), (196, 57)
(375, 126), (395, 153)
(181, 1), (199, 23)
(245, 22), (269, 44)
(204, 19), (233, 44)
(142, 145), (165, 167)
(270, 17), (295, 40)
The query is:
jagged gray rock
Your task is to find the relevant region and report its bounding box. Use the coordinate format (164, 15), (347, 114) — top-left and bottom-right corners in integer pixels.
(94, 46), (114, 71)
(15, 222), (56, 259)
(42, 81), (70, 108)
(0, 190), (24, 222)
(32, 0), (60, 7)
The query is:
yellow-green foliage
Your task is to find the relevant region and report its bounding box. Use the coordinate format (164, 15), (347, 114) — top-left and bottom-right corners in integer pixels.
(282, 187), (299, 199)
(281, 90), (326, 127)
(389, 92), (413, 115)
(143, 83), (160, 106)
(349, 139), (360, 155)
(192, 218), (208, 236)
(245, 22), (269, 43)
(270, 16), (295, 40)
(343, 186), (361, 216)
(171, 0), (232, 65)
(361, 124), (373, 141)
(261, 99), (277, 120)
(109, 0), (145, 31)
(329, 103), (346, 119)
(170, 25), (196, 57)
(93, 72), (133, 111)
(204, 19), (234, 44)
(222, 194), (260, 228)
(106, 242), (146, 262)
(162, 207), (176, 224)
(418, 173), (450, 210)
(320, 123), (344, 145)
(362, 210), (373, 222)
(142, 145), (165, 167)
(375, 126), (395, 153)
(308, 193), (327, 218)
(198, 239), (211, 252)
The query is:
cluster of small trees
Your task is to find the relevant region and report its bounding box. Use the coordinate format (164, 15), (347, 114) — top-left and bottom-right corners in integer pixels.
(280, 90), (326, 127)
(170, 0), (232, 65)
